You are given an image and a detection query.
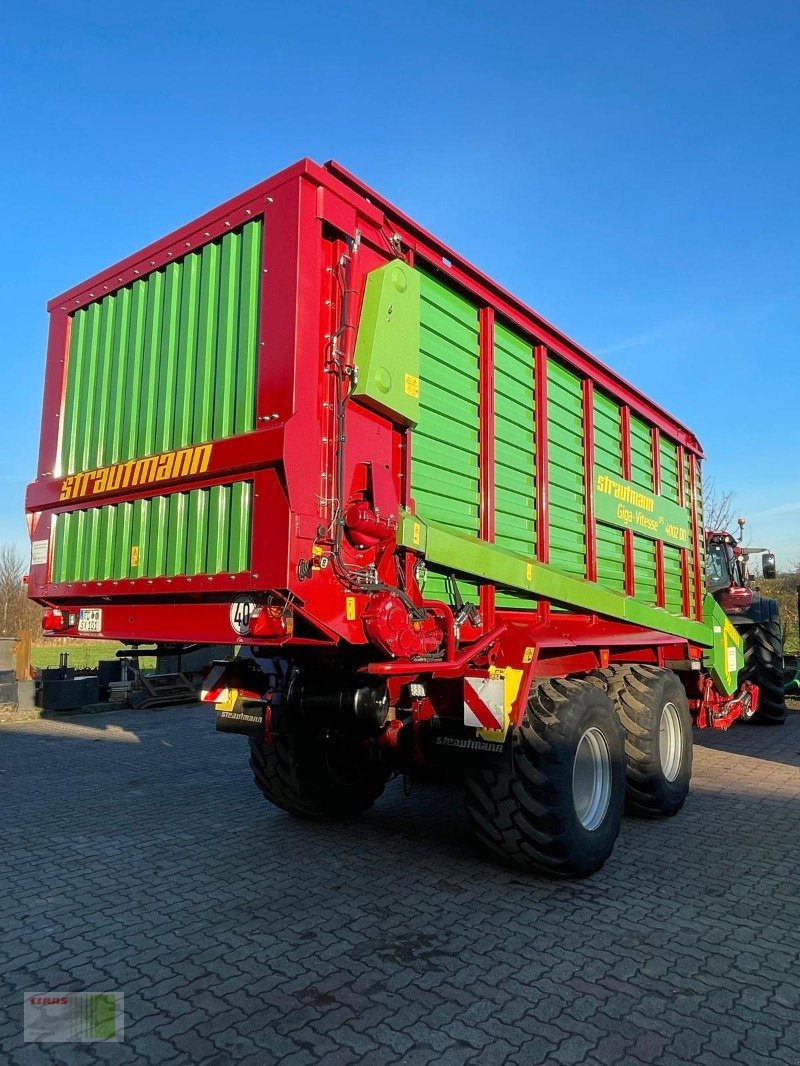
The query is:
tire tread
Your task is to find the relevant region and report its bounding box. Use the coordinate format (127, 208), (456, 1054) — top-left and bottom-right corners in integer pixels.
(740, 619), (786, 725)
(249, 724), (387, 819)
(587, 665), (692, 817)
(465, 678), (624, 878)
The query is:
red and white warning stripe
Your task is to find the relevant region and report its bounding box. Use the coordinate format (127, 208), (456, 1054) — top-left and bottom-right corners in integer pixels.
(463, 676), (505, 730)
(200, 663), (230, 705)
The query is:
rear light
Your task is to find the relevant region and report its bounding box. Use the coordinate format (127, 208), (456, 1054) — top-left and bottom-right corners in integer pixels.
(250, 605), (294, 638)
(41, 609), (76, 633)
(42, 609), (66, 632)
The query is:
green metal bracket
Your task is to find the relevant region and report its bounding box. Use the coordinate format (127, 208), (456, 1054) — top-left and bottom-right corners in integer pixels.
(353, 261), (420, 426)
(398, 508), (723, 649)
(701, 594), (744, 697)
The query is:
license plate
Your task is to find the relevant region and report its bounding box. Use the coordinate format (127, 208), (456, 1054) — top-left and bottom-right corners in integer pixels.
(78, 608), (103, 634)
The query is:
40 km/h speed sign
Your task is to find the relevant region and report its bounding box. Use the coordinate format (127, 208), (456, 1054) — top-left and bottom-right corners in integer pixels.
(230, 596), (257, 636)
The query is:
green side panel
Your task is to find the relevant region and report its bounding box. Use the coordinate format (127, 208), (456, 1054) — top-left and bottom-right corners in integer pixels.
(629, 415), (653, 491)
(686, 456), (704, 618)
(548, 360), (585, 579)
(411, 270), (480, 605)
(662, 440), (689, 614)
(593, 391), (625, 592)
(702, 593), (743, 696)
(629, 415), (656, 604)
(659, 438), (679, 503)
(493, 322), (536, 609)
(634, 537), (657, 606)
(352, 261), (421, 425)
(52, 482), (252, 582)
(596, 523), (625, 593)
(59, 219), (263, 476)
(659, 439), (685, 615)
(663, 544), (684, 614)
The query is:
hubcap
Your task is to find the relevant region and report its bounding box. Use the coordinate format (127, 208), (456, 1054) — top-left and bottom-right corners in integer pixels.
(572, 727), (612, 831)
(739, 692), (755, 721)
(659, 702), (683, 781)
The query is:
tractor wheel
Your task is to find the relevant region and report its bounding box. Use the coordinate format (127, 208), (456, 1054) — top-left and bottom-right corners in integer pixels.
(464, 678), (625, 878)
(249, 719), (389, 819)
(739, 620), (787, 725)
(588, 666), (692, 817)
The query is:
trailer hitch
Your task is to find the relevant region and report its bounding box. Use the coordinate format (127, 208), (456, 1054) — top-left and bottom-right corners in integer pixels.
(692, 677), (758, 730)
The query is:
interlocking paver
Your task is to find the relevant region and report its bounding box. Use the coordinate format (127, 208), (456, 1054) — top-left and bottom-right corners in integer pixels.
(1, 703), (799, 1065)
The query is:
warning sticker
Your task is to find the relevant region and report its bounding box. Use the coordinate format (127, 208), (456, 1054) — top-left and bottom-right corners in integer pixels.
(464, 677), (505, 731)
(31, 540), (48, 566)
(726, 645), (738, 676)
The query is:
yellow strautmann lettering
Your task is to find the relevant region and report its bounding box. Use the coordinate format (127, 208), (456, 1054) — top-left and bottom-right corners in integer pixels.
(59, 444), (213, 502)
(595, 473), (654, 512)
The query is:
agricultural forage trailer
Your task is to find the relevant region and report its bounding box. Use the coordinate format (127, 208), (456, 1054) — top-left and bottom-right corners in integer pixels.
(27, 159), (783, 876)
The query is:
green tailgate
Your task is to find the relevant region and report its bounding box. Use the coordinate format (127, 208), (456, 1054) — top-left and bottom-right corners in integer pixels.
(51, 481), (252, 582)
(59, 219), (262, 476)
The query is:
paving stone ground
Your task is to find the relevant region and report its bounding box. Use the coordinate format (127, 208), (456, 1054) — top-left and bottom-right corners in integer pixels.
(1, 702), (799, 1065)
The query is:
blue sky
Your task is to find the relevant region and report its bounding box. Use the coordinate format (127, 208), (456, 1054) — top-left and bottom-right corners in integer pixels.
(2, 1), (798, 566)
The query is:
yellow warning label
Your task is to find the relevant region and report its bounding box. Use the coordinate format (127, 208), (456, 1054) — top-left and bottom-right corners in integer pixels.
(130, 545), (140, 567)
(522, 647), (534, 664)
(404, 373), (420, 398)
(412, 523), (421, 546)
(346, 597), (357, 621)
(525, 562), (533, 582)
(722, 617), (741, 682)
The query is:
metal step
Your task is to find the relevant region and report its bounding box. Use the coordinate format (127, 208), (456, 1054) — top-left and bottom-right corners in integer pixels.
(128, 673), (198, 709)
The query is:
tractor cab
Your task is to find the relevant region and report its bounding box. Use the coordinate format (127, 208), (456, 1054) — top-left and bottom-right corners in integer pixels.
(706, 521), (776, 616)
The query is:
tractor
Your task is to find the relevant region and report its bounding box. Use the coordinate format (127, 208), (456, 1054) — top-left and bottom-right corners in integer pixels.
(705, 520), (786, 724)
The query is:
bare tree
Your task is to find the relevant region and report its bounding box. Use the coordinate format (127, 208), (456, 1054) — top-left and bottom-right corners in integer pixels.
(702, 476), (736, 532)
(0, 544), (41, 636)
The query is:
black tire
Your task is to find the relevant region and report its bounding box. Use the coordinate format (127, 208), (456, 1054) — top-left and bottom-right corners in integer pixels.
(248, 719), (388, 819)
(739, 620), (787, 725)
(464, 678), (625, 878)
(588, 666), (692, 817)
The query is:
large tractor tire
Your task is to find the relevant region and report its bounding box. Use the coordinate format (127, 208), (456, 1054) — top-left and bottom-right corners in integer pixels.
(739, 619), (787, 725)
(588, 666), (692, 817)
(464, 678), (625, 878)
(249, 719), (389, 819)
